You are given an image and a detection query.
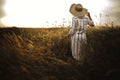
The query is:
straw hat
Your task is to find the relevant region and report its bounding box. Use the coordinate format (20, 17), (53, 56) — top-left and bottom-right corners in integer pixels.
(69, 4), (88, 18)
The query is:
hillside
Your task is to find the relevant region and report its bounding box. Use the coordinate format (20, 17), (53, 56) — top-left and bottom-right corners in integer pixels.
(0, 26), (120, 80)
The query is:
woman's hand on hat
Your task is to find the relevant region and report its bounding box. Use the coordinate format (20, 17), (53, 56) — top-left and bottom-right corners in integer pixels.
(87, 12), (91, 18)
(87, 12), (90, 16)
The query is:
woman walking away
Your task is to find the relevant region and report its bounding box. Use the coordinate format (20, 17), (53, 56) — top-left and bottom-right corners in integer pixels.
(68, 3), (94, 61)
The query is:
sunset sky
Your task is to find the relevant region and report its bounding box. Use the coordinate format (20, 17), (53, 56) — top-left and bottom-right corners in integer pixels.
(1, 0), (120, 27)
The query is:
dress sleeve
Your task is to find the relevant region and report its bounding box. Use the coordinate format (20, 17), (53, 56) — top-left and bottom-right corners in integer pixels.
(68, 17), (76, 35)
(87, 17), (95, 27)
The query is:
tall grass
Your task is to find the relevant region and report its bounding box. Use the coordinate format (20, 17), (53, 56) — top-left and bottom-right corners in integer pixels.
(0, 26), (120, 80)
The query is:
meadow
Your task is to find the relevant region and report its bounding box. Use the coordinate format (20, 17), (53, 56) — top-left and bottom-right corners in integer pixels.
(0, 26), (120, 80)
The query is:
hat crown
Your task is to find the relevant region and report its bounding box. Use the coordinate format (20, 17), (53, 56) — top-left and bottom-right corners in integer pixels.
(75, 4), (83, 11)
(69, 3), (87, 18)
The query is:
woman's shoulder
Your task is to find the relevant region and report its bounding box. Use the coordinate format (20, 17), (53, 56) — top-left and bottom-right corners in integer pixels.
(73, 16), (89, 20)
(72, 16), (78, 21)
(72, 16), (77, 19)
(82, 15), (89, 19)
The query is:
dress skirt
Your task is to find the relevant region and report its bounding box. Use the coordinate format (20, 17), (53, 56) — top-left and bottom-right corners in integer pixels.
(71, 32), (87, 61)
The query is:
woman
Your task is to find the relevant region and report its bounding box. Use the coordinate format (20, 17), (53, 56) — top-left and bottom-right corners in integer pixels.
(68, 3), (94, 61)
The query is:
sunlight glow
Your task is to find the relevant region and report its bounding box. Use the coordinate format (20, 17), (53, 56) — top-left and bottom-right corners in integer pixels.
(1, 0), (110, 27)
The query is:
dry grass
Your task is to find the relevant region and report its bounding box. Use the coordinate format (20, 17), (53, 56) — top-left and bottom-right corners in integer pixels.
(0, 26), (120, 80)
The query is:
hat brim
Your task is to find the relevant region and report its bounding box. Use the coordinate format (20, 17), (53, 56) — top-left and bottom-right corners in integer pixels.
(70, 4), (88, 18)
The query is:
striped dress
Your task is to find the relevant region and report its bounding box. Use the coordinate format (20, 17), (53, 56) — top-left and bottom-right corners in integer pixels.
(69, 16), (94, 61)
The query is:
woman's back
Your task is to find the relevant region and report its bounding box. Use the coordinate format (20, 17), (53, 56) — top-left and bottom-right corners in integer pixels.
(72, 16), (89, 31)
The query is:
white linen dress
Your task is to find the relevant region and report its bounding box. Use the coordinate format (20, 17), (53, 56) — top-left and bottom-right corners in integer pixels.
(69, 16), (94, 61)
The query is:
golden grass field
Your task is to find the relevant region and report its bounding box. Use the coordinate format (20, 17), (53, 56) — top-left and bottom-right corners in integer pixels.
(0, 26), (120, 80)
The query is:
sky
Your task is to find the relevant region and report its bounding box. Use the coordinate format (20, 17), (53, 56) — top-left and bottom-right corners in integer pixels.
(100, 0), (120, 26)
(0, 0), (120, 27)
(107, 0), (120, 25)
